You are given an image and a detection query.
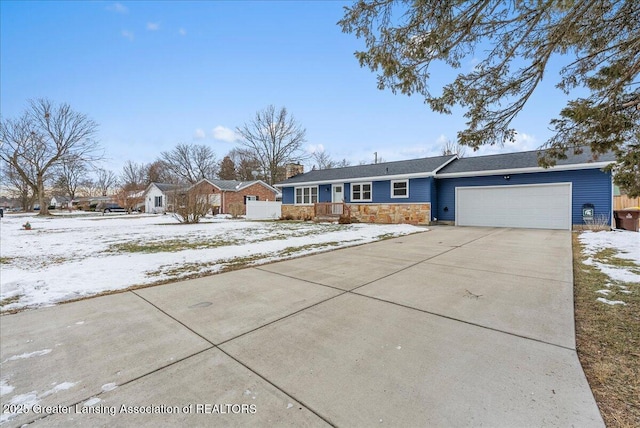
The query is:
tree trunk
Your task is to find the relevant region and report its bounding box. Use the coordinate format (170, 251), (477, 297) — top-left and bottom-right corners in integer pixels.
(37, 174), (50, 216)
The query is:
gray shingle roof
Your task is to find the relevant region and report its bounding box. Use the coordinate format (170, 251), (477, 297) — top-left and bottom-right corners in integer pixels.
(437, 146), (616, 174)
(153, 183), (183, 192)
(207, 179), (257, 191)
(277, 154), (457, 185)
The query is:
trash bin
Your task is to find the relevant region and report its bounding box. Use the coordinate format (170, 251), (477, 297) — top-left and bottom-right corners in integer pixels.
(614, 208), (640, 232)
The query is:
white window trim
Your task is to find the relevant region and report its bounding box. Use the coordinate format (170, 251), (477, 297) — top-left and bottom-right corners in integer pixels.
(390, 179), (409, 198)
(351, 182), (372, 202)
(294, 186), (318, 205)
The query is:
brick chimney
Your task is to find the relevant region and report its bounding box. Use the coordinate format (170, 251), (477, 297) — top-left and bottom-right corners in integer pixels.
(285, 163), (304, 179)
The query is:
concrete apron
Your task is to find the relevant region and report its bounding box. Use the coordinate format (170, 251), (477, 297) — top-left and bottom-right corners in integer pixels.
(0, 227), (603, 427)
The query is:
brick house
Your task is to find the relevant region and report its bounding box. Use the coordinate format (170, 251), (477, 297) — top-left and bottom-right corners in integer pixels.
(190, 178), (280, 215)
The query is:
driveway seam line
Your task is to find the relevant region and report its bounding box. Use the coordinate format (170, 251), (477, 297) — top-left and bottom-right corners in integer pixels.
(22, 346), (215, 426)
(216, 290), (350, 346)
(350, 292), (576, 351)
(130, 291), (337, 426)
(216, 347), (337, 428)
(131, 290), (217, 346)
(418, 261), (574, 284)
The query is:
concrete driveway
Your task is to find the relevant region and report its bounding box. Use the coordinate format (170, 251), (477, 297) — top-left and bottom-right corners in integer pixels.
(0, 227), (603, 427)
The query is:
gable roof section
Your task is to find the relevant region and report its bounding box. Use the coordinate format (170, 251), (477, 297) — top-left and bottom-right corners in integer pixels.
(437, 147), (616, 177)
(143, 182), (184, 196)
(153, 182), (183, 192)
(192, 178), (279, 194)
(276, 154), (457, 187)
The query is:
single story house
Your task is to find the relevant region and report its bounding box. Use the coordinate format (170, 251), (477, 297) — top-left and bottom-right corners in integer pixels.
(275, 148), (616, 230)
(189, 179), (280, 215)
(50, 195), (70, 209)
(143, 183), (183, 214)
(143, 179), (279, 215)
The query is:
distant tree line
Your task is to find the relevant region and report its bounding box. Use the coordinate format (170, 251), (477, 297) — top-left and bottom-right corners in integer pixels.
(1, 100), (468, 214)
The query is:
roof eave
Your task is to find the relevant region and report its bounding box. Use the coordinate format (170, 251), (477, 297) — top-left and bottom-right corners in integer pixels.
(436, 161), (614, 178)
(276, 171), (438, 187)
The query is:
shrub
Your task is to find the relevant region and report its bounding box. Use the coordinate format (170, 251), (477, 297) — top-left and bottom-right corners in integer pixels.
(228, 203), (244, 219)
(338, 214), (351, 224)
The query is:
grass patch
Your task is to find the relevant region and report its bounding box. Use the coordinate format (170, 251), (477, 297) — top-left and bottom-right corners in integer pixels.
(108, 238), (241, 253)
(0, 294), (22, 308)
(0, 257), (14, 265)
(573, 233), (640, 427)
(278, 242), (342, 256)
(592, 248), (640, 274)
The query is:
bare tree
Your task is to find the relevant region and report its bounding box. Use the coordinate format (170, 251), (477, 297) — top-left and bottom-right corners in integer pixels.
(53, 154), (88, 201)
(77, 178), (100, 198)
(95, 168), (117, 196)
(310, 148), (352, 170)
(0, 99), (101, 215)
(160, 143), (218, 184)
(441, 140), (466, 158)
(311, 149), (333, 170)
(236, 105), (307, 185)
(115, 161), (147, 213)
(0, 160), (36, 211)
(145, 160), (174, 184)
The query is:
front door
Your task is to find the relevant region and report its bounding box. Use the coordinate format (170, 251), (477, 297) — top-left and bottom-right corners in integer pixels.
(332, 184), (344, 215)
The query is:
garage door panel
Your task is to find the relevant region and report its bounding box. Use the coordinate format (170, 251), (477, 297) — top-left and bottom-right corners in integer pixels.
(456, 184), (571, 230)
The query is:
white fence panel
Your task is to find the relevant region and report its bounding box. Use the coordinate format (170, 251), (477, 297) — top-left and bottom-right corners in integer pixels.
(246, 200), (282, 220)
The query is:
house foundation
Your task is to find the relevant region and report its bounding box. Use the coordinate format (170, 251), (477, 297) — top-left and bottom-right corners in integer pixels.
(349, 203), (431, 225)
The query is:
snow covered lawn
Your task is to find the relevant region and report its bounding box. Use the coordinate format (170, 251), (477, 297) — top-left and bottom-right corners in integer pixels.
(0, 213), (424, 312)
(579, 230), (640, 305)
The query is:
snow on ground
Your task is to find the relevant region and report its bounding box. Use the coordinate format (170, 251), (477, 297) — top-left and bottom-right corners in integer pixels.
(579, 229), (640, 305)
(0, 213), (424, 312)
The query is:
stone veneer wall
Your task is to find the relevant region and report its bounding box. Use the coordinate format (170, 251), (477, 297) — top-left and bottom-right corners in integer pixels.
(281, 205), (315, 220)
(281, 203), (431, 225)
(349, 203), (431, 225)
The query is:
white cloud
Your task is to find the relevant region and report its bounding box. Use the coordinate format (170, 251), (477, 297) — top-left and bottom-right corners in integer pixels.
(178, 28), (187, 36)
(193, 129), (206, 140)
(147, 22), (160, 31)
(471, 131), (539, 157)
(212, 126), (238, 143)
(121, 30), (134, 41)
(107, 3), (128, 14)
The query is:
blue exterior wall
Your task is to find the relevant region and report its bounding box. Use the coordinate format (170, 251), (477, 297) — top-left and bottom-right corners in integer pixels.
(283, 178), (434, 205)
(318, 184), (332, 203)
(345, 177), (432, 203)
(282, 187), (294, 204)
(436, 169), (612, 225)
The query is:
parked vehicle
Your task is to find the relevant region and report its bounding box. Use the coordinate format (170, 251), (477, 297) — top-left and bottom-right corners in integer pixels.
(96, 203), (126, 213)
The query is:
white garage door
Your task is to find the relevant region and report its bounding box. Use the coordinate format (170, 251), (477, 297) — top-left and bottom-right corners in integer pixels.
(456, 183), (572, 230)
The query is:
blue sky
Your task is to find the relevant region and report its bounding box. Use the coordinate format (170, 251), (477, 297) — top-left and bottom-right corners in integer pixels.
(1, 1), (573, 174)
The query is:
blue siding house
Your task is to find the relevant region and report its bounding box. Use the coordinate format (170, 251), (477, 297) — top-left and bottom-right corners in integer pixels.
(276, 148), (615, 229)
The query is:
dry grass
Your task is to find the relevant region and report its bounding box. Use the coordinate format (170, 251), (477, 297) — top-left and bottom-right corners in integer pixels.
(573, 233), (640, 427)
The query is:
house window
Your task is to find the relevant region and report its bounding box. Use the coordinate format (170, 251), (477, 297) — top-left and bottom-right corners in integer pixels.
(244, 195), (258, 204)
(295, 186), (318, 204)
(154, 196), (163, 207)
(351, 183), (372, 202)
(391, 180), (409, 198)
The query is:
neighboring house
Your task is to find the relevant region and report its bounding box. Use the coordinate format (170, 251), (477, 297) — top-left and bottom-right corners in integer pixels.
(275, 148), (616, 230)
(190, 179), (279, 215)
(50, 195), (70, 209)
(143, 183), (183, 214)
(143, 180), (279, 215)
